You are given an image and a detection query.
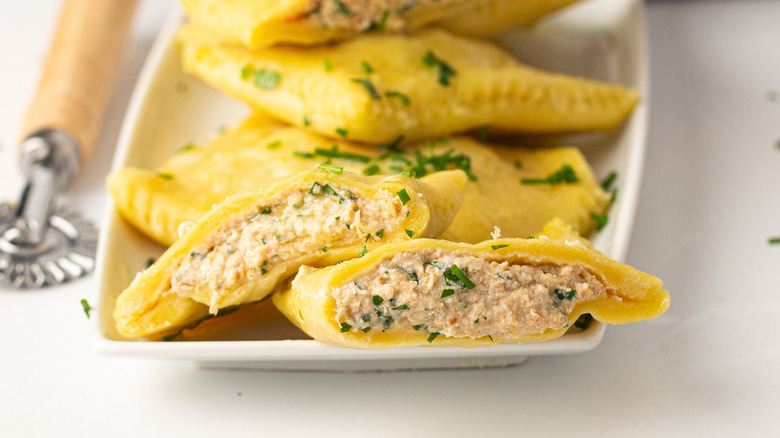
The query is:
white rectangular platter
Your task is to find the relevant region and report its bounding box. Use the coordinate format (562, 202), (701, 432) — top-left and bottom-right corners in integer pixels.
(93, 0), (649, 371)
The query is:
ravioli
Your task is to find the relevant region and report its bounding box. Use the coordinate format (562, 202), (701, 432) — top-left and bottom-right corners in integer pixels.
(113, 168), (466, 338)
(440, 0), (581, 37)
(272, 219), (669, 349)
(179, 0), (489, 48)
(178, 26), (639, 144)
(107, 114), (609, 247)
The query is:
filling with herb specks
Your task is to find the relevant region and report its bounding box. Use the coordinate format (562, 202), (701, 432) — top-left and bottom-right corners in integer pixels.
(305, 0), (459, 32)
(172, 183), (406, 309)
(331, 248), (608, 340)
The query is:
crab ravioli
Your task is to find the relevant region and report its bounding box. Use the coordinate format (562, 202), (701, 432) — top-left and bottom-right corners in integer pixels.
(273, 219), (669, 349)
(113, 169), (466, 339)
(178, 26), (638, 144)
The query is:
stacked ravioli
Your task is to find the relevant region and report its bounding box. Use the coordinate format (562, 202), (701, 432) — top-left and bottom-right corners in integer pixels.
(110, 0), (669, 347)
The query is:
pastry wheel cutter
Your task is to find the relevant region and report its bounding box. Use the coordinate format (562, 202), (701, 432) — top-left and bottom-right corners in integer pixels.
(0, 0), (137, 288)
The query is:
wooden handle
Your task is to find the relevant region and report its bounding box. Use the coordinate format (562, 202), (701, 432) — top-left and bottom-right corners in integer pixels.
(21, 0), (139, 166)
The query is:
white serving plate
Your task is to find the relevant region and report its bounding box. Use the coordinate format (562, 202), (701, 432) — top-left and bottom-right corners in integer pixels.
(93, 0), (649, 371)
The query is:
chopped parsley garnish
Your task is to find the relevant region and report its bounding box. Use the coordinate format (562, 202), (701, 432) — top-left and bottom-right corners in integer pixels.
(474, 318), (480, 324)
(398, 266), (418, 283)
(314, 145), (372, 162)
(351, 78), (381, 100)
(497, 272), (511, 281)
(333, 0), (353, 14)
(514, 159), (522, 169)
(478, 125), (489, 143)
(190, 251), (204, 259)
(253, 70), (281, 89)
(554, 288), (577, 301)
(373, 295), (384, 306)
(391, 304), (410, 310)
(385, 91), (411, 106)
(363, 164), (380, 175)
(422, 51), (457, 87)
(260, 207), (272, 215)
(491, 244), (509, 250)
(241, 64), (253, 80)
(177, 143), (196, 153)
(591, 212), (608, 231)
(426, 332), (440, 343)
(335, 127), (348, 137)
(448, 265), (476, 289)
(398, 1), (420, 15)
(440, 289), (455, 298)
(376, 229), (384, 238)
(318, 163), (344, 174)
(156, 172), (174, 180)
(397, 188), (411, 205)
(80, 299), (92, 319)
(413, 324), (426, 331)
(145, 257), (156, 269)
(369, 9), (390, 30)
(574, 314), (593, 330)
(405, 229), (415, 238)
(293, 151), (315, 158)
(404, 147), (477, 181)
(340, 322), (352, 333)
(601, 171), (618, 191)
(310, 181), (323, 195)
(521, 164), (579, 185)
(303, 115), (311, 126)
(321, 246), (328, 252)
(323, 58), (333, 72)
(769, 237), (780, 245)
(361, 61), (374, 74)
(266, 140), (281, 149)
(359, 245), (367, 257)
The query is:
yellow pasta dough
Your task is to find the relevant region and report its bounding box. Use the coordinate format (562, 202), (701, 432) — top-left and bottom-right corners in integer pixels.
(178, 25), (639, 144)
(272, 219), (669, 349)
(113, 168), (466, 338)
(440, 0), (581, 37)
(107, 114), (610, 247)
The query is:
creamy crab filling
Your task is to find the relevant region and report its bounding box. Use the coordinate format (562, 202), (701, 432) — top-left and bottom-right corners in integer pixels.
(172, 182), (406, 295)
(306, 0), (457, 32)
(331, 248), (608, 340)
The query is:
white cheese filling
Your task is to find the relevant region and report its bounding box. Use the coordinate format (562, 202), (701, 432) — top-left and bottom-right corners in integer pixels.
(331, 248), (608, 339)
(172, 183), (405, 296)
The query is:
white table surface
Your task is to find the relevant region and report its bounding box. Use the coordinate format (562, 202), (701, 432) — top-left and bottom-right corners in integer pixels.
(1, 0), (778, 436)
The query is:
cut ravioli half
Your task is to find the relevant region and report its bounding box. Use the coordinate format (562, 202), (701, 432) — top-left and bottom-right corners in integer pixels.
(113, 168), (466, 339)
(107, 114), (609, 246)
(178, 26), (639, 144)
(273, 219), (669, 349)
(179, 0), (490, 49)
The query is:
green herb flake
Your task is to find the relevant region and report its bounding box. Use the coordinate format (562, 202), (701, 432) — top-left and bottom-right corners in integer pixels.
(177, 143), (196, 153)
(591, 212), (608, 231)
(440, 289), (455, 298)
(321, 246), (328, 252)
(422, 51), (457, 87)
(474, 318), (480, 324)
(376, 229), (384, 238)
(266, 140), (282, 150)
(303, 115), (311, 126)
(339, 322), (352, 333)
(253, 70), (281, 89)
(363, 164), (380, 176)
(241, 64), (254, 80)
(385, 91), (411, 106)
(373, 295), (384, 306)
(351, 77), (381, 100)
(361, 60), (374, 74)
(405, 229), (415, 238)
(260, 207), (272, 215)
(488, 335), (494, 342)
(392, 304), (410, 310)
(398, 266), (418, 283)
(369, 9), (390, 30)
(554, 288), (577, 301)
(145, 257), (156, 269)
(299, 309), (304, 320)
(521, 164), (579, 185)
(293, 151), (315, 159)
(335, 127), (348, 137)
(478, 125), (489, 143)
(491, 244), (509, 250)
(333, 0), (353, 14)
(323, 58), (333, 72)
(426, 332), (440, 343)
(397, 188), (411, 205)
(601, 171), (618, 191)
(80, 299), (92, 319)
(574, 314), (593, 330)
(156, 172), (174, 180)
(310, 181), (323, 195)
(318, 163), (344, 174)
(359, 245), (368, 257)
(449, 265), (476, 289)
(514, 159), (522, 169)
(769, 237), (780, 245)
